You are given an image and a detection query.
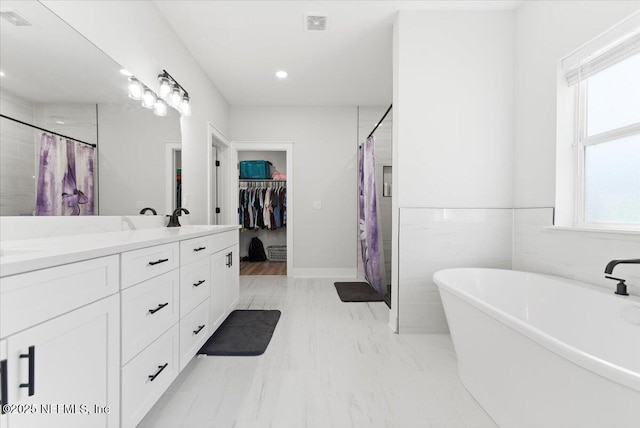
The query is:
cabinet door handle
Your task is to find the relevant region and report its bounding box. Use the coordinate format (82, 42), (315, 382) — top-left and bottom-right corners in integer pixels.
(193, 324), (205, 335)
(193, 280), (205, 287)
(148, 258), (169, 266)
(148, 302), (169, 314)
(226, 252), (231, 267)
(229, 251), (233, 267)
(1, 359), (7, 412)
(19, 346), (35, 396)
(193, 247), (206, 252)
(148, 363), (168, 382)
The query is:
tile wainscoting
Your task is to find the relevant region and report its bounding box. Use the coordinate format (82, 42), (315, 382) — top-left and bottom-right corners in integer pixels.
(513, 208), (640, 297)
(398, 208), (513, 333)
(398, 207), (639, 333)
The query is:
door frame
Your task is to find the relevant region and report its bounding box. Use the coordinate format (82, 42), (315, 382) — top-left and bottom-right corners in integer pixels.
(231, 141), (293, 277)
(207, 123), (231, 225)
(164, 142), (181, 216)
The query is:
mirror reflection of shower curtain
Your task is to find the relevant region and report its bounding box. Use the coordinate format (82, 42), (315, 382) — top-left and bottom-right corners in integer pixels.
(35, 134), (95, 215)
(358, 136), (385, 295)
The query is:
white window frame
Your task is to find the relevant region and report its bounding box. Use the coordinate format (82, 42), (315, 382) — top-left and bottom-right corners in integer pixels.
(574, 65), (640, 230)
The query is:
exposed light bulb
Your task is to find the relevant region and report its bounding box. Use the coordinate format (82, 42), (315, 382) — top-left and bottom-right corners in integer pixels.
(153, 99), (168, 117)
(170, 86), (182, 109)
(141, 88), (157, 109)
(158, 75), (172, 98)
(180, 96), (191, 117)
(275, 70), (288, 79)
(128, 77), (143, 100)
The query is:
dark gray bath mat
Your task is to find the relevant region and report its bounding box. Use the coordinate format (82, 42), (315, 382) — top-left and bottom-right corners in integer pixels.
(198, 310), (281, 356)
(334, 282), (384, 302)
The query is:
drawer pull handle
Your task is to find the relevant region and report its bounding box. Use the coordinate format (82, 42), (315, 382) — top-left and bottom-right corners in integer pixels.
(148, 258), (169, 266)
(148, 302), (169, 314)
(1, 359), (8, 411)
(18, 346), (35, 396)
(148, 363), (168, 382)
(193, 247), (206, 252)
(193, 324), (206, 335)
(193, 280), (206, 287)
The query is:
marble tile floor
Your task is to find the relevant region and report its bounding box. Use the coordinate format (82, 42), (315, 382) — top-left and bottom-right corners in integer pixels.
(139, 276), (498, 428)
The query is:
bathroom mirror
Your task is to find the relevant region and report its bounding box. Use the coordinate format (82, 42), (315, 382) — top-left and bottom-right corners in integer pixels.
(0, 0), (181, 217)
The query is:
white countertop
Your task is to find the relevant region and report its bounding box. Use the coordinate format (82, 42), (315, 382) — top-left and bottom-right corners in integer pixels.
(0, 225), (240, 277)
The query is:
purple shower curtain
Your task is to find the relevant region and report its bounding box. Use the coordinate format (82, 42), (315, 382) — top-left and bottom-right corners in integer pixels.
(358, 136), (383, 295)
(36, 134), (94, 216)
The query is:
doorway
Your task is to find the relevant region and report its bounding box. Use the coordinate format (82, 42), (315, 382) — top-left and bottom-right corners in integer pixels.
(232, 142), (293, 277)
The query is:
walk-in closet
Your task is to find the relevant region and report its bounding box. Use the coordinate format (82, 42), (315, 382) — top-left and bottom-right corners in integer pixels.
(237, 150), (287, 275)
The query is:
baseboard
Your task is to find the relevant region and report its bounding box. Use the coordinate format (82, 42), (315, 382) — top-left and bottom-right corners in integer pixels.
(291, 268), (357, 278)
(388, 311), (398, 333)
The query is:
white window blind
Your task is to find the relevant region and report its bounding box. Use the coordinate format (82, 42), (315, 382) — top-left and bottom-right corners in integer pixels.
(562, 12), (640, 86)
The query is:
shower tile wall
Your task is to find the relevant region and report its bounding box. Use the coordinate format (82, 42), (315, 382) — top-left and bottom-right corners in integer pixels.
(0, 89), (36, 216)
(513, 208), (640, 297)
(398, 208), (513, 333)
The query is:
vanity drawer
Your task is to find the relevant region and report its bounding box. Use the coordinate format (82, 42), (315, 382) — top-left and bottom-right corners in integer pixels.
(179, 298), (210, 371)
(121, 323), (179, 428)
(121, 242), (179, 289)
(121, 270), (179, 364)
(180, 235), (214, 265)
(210, 230), (239, 254)
(180, 258), (210, 316)
(0, 255), (119, 337)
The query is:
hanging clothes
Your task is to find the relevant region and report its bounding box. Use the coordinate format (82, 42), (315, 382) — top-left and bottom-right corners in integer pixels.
(238, 181), (287, 230)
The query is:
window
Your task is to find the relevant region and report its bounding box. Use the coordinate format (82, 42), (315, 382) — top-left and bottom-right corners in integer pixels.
(561, 18), (640, 230)
(577, 54), (640, 227)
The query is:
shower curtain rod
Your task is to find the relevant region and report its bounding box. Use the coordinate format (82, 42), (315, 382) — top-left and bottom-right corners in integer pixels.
(0, 114), (97, 148)
(366, 104), (392, 139)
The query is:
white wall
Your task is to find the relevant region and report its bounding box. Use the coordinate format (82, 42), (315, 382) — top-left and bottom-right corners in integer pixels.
(513, 1), (640, 297)
(42, 0), (230, 224)
(230, 106), (358, 277)
(393, 10), (516, 333)
(97, 103), (181, 216)
(395, 10), (515, 209)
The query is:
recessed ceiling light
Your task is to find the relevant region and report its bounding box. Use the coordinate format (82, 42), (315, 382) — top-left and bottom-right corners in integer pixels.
(275, 70), (288, 79)
(55, 120), (65, 125)
(120, 69), (133, 77)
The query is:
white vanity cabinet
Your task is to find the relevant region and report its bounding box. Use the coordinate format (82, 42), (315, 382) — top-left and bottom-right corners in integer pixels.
(0, 225), (240, 428)
(0, 256), (120, 428)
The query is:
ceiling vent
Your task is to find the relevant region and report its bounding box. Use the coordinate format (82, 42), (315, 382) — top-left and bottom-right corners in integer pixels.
(305, 14), (327, 31)
(0, 10), (32, 26)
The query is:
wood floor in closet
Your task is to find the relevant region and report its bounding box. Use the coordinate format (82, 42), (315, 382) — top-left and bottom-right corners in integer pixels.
(139, 275), (497, 428)
(240, 261), (287, 276)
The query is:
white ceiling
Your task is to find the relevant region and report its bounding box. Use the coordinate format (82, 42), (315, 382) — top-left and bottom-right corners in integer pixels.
(155, 1), (521, 107)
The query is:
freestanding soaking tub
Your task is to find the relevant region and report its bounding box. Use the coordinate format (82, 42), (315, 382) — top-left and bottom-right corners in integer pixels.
(433, 268), (640, 428)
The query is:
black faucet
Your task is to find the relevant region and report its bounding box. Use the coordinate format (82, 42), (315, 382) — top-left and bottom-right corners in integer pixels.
(604, 259), (640, 296)
(167, 208), (190, 227)
(139, 207), (157, 215)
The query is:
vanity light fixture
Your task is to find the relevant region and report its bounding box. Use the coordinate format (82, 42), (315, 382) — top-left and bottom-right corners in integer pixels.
(141, 88), (157, 109)
(153, 99), (168, 117)
(180, 95), (191, 117)
(127, 77), (143, 100)
(158, 69), (192, 117)
(158, 75), (172, 98)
